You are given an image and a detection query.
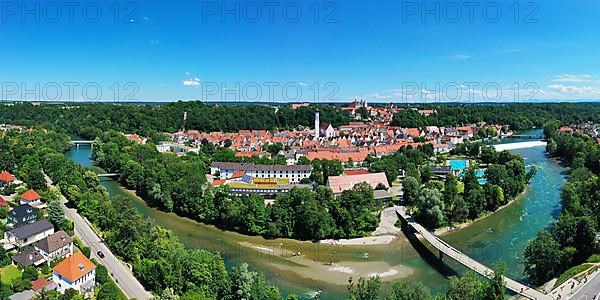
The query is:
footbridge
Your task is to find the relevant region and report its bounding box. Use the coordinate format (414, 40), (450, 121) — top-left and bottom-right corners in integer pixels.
(397, 207), (553, 300)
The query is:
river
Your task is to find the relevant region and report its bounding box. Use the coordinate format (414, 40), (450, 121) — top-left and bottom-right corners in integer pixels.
(65, 130), (565, 299)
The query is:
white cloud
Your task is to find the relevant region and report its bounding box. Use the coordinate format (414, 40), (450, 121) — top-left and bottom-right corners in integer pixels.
(449, 54), (471, 61)
(546, 84), (600, 95)
(183, 78), (201, 87)
(538, 74), (600, 100)
(552, 74), (595, 83)
(150, 40), (159, 44)
(297, 82), (307, 87)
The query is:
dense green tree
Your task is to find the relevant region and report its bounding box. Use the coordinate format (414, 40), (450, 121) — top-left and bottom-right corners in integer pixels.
(443, 175), (459, 210)
(22, 266), (39, 281)
(446, 271), (488, 300)
(347, 276), (381, 300)
(47, 197), (66, 230)
(97, 282), (127, 300)
(415, 188), (445, 229)
(402, 176), (420, 206)
(386, 281), (431, 300)
(524, 231), (562, 284)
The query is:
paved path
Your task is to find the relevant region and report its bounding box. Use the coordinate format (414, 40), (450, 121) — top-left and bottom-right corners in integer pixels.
(397, 207), (553, 300)
(320, 206), (401, 246)
(566, 267), (600, 299)
(372, 206), (401, 236)
(44, 174), (152, 300)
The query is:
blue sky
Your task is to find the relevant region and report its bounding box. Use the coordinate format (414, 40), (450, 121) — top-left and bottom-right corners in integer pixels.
(2, 0), (600, 102)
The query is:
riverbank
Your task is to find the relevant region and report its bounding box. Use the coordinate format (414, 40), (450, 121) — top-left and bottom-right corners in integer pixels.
(119, 187), (417, 286)
(435, 187), (530, 236)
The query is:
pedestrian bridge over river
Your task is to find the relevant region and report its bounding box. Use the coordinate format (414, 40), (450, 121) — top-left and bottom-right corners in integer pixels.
(396, 207), (553, 300)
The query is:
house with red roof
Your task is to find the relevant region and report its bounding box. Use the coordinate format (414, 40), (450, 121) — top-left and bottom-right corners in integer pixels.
(20, 189), (42, 206)
(0, 197), (7, 207)
(32, 277), (57, 292)
(52, 252), (96, 293)
(0, 170), (16, 188)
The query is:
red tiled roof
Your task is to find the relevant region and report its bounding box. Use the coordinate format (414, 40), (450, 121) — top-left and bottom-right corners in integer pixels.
(52, 252), (96, 283)
(31, 278), (53, 292)
(343, 170), (370, 176)
(0, 171), (16, 182)
(326, 172), (389, 194)
(307, 151), (369, 162)
(212, 179), (226, 186)
(0, 197), (7, 206)
(21, 189), (41, 202)
(230, 171), (245, 179)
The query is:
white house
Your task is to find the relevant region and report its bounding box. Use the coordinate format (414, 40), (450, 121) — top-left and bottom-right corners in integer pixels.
(4, 219), (54, 249)
(19, 189), (43, 206)
(52, 252), (96, 293)
(35, 230), (73, 266)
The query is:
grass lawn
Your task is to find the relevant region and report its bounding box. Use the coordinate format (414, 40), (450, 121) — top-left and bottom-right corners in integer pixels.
(554, 264), (594, 288)
(0, 265), (21, 284)
(586, 254), (600, 263)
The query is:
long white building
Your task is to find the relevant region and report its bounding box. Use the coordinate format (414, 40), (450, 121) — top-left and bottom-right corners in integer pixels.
(210, 162), (312, 184)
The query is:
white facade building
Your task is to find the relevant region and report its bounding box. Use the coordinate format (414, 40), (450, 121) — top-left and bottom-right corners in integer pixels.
(211, 162), (312, 184)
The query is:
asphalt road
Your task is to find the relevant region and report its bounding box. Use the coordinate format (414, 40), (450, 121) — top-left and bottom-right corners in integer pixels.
(571, 271), (600, 300)
(45, 175), (152, 300)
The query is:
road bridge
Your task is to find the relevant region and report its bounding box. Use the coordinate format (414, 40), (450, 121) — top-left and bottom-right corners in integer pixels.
(71, 140), (94, 149)
(96, 173), (118, 177)
(397, 207), (553, 300)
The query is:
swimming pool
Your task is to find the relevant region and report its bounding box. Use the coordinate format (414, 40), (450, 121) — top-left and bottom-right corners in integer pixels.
(449, 159), (467, 170)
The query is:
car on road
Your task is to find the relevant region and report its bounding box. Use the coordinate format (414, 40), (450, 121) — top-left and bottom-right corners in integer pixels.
(97, 250), (105, 258)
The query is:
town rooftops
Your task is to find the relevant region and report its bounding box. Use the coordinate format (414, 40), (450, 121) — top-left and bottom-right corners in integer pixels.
(21, 189), (41, 202)
(7, 219), (53, 240)
(326, 172), (389, 194)
(0, 170), (16, 182)
(37, 230), (72, 253)
(211, 162), (312, 171)
(0, 197), (7, 207)
(52, 252), (96, 283)
(9, 204), (38, 218)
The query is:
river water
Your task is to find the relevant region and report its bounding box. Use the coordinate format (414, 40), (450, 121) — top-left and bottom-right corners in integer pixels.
(65, 130), (565, 299)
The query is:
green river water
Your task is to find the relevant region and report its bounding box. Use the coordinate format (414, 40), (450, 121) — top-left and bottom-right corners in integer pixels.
(65, 130), (565, 299)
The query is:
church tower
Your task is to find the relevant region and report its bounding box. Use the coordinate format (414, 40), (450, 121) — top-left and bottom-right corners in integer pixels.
(314, 109), (320, 140)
